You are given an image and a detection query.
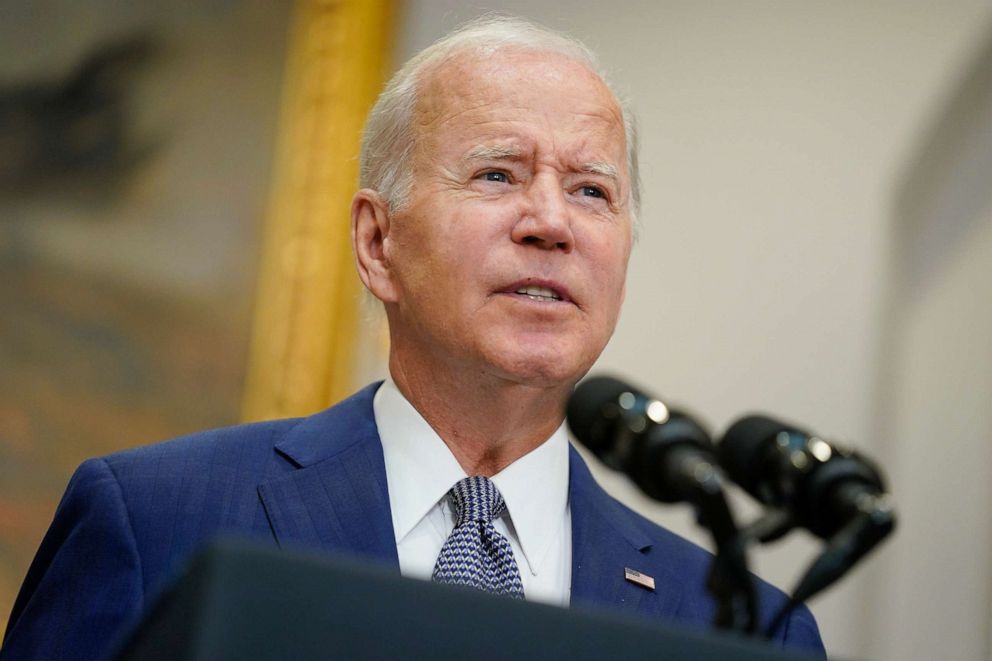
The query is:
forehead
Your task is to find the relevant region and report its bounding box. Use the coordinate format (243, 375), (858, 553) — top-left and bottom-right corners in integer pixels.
(413, 48), (627, 164)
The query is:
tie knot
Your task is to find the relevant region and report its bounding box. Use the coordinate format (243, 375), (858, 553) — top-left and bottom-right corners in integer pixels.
(449, 476), (506, 525)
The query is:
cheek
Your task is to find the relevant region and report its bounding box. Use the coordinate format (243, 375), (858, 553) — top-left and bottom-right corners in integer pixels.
(589, 239), (631, 325)
(589, 234), (631, 286)
(394, 233), (480, 314)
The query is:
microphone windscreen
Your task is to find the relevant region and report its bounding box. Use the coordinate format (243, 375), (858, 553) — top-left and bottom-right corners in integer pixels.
(566, 375), (636, 454)
(718, 414), (788, 496)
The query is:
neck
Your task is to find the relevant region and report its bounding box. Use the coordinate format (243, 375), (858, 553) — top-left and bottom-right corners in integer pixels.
(388, 353), (570, 477)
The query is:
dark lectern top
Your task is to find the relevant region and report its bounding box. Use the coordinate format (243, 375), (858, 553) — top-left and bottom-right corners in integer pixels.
(114, 539), (818, 660)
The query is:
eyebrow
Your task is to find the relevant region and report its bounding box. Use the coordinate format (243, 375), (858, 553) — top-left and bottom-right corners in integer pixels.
(464, 146), (621, 186)
(465, 144), (523, 161)
(580, 161), (619, 181)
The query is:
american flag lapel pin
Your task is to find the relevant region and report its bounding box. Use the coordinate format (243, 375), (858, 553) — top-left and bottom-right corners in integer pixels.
(624, 567), (656, 591)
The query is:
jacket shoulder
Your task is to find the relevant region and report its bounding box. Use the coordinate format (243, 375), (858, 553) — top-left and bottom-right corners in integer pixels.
(101, 417), (303, 471)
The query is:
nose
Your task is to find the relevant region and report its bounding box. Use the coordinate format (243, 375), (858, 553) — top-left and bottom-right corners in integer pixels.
(511, 174), (574, 252)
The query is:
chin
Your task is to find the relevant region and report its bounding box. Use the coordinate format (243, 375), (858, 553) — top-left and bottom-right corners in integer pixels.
(486, 347), (592, 390)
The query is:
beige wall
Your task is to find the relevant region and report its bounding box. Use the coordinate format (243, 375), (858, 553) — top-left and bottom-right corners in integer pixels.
(394, 2), (992, 658)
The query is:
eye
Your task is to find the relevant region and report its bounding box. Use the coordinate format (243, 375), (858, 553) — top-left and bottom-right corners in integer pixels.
(579, 185), (606, 199)
(480, 171), (509, 183)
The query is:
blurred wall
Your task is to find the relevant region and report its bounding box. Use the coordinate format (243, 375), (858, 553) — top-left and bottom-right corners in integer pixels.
(0, 0), (291, 630)
(392, 2), (992, 659)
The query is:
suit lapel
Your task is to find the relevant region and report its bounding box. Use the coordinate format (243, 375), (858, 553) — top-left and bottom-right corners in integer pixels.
(254, 388), (688, 616)
(569, 446), (685, 620)
(257, 384), (399, 570)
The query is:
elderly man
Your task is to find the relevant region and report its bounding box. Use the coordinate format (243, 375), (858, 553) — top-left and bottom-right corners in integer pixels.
(2, 16), (823, 660)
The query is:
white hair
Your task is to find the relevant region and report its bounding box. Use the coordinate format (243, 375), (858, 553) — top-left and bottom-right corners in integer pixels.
(359, 14), (641, 222)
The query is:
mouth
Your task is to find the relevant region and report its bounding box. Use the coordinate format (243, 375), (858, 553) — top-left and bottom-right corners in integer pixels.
(514, 284), (563, 302)
(500, 279), (573, 305)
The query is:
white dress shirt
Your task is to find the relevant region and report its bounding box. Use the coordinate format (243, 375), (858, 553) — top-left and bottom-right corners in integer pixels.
(373, 378), (572, 606)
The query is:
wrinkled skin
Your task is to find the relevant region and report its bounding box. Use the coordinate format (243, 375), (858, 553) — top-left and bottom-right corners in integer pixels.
(352, 48), (633, 473)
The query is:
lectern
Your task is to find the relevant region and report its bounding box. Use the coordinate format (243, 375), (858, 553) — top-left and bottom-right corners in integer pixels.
(113, 539), (816, 660)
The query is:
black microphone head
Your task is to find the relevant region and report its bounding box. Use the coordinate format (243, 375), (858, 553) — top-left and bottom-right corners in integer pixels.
(567, 375), (637, 456)
(718, 414), (797, 498)
(568, 374), (716, 502)
(720, 414), (889, 538)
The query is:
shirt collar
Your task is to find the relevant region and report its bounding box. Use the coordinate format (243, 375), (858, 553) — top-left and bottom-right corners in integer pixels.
(373, 377), (569, 577)
(490, 422), (569, 576)
(375, 378), (466, 545)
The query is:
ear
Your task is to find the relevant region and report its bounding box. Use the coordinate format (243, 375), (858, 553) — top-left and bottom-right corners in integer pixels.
(351, 189), (399, 303)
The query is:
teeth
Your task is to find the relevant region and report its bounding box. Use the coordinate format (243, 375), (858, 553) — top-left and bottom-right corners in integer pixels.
(514, 285), (562, 301)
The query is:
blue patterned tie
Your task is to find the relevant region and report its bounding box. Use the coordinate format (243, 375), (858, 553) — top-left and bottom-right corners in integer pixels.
(432, 476), (526, 598)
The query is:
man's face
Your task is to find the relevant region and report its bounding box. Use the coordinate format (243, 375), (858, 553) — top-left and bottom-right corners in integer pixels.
(381, 49), (633, 388)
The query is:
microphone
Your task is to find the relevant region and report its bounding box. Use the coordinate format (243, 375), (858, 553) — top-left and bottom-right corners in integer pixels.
(567, 375), (718, 504)
(718, 415), (894, 540)
(718, 414), (896, 631)
(568, 375), (758, 632)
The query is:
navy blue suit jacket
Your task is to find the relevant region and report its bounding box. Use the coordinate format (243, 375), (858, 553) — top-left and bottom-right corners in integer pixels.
(2, 383), (823, 660)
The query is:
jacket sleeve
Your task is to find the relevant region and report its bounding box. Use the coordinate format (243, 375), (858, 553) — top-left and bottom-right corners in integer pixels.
(1, 458), (144, 661)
